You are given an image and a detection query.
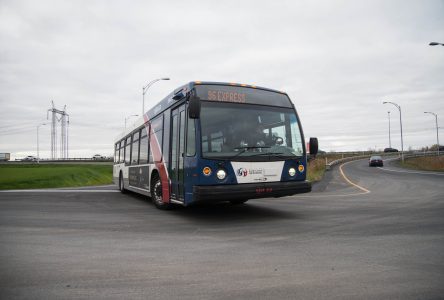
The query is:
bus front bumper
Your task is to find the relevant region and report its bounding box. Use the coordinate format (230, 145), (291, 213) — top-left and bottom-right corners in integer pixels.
(193, 181), (311, 202)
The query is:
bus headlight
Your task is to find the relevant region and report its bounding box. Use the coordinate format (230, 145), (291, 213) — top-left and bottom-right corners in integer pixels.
(216, 169), (226, 180)
(203, 167), (212, 176)
(288, 167), (296, 177)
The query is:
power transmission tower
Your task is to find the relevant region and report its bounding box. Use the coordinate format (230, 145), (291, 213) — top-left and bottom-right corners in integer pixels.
(47, 101), (70, 160)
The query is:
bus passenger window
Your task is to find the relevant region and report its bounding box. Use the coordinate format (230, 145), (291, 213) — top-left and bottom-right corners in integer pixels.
(149, 116), (163, 163)
(119, 140), (124, 163)
(139, 128), (149, 164)
(114, 143), (119, 163)
(125, 136), (131, 164)
(131, 131), (140, 165)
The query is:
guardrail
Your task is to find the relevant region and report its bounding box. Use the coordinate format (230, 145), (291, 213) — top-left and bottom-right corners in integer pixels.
(39, 158), (113, 162)
(324, 151), (442, 171)
(403, 151), (442, 159)
(325, 155), (371, 170)
(12, 157), (113, 163)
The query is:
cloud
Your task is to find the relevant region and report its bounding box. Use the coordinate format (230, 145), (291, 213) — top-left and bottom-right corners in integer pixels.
(0, 0), (443, 158)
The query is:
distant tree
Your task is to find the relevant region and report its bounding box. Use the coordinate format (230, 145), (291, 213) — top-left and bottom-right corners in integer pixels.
(429, 144), (441, 151)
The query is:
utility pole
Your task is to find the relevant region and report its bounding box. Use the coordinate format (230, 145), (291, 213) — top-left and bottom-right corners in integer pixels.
(424, 112), (440, 156)
(37, 123), (47, 163)
(47, 101), (70, 160)
(142, 78), (170, 114)
(383, 101), (404, 162)
(388, 111), (392, 148)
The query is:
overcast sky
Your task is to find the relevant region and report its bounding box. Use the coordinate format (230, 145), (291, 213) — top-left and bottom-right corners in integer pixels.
(1, 0), (443, 159)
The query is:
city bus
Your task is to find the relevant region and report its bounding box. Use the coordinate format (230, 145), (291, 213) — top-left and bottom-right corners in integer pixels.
(113, 81), (318, 209)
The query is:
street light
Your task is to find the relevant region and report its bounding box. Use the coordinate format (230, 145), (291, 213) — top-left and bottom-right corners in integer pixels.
(387, 111), (392, 148)
(383, 101), (404, 162)
(142, 78), (170, 114)
(424, 112), (440, 156)
(429, 42), (444, 46)
(125, 114), (139, 129)
(37, 123), (47, 163)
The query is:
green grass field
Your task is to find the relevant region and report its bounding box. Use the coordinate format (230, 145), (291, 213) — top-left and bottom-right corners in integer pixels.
(399, 156), (444, 172)
(0, 164), (113, 190)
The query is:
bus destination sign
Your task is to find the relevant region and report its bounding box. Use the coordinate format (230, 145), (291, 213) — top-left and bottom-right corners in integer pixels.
(195, 84), (292, 108)
(207, 89), (246, 103)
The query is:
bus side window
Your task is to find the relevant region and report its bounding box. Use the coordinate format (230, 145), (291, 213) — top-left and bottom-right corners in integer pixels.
(114, 143), (119, 163)
(125, 136), (131, 165)
(186, 118), (196, 156)
(119, 140), (123, 163)
(139, 126), (149, 164)
(131, 130), (140, 165)
(149, 116), (163, 163)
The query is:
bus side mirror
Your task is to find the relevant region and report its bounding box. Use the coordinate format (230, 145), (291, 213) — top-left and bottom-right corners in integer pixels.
(188, 95), (201, 119)
(309, 137), (318, 155)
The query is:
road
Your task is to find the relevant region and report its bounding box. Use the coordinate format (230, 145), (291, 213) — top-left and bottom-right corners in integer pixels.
(0, 159), (443, 299)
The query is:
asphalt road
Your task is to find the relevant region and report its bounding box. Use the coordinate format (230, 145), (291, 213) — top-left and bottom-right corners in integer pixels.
(1, 159), (443, 299)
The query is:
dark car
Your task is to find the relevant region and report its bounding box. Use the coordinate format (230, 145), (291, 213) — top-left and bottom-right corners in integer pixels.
(384, 147), (398, 153)
(369, 155), (383, 167)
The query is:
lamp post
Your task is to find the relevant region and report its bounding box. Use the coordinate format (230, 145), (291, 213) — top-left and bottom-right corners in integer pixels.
(37, 123), (47, 163)
(424, 112), (440, 156)
(387, 111), (392, 148)
(142, 78), (170, 114)
(125, 114), (139, 129)
(383, 101), (404, 162)
(429, 42), (444, 46)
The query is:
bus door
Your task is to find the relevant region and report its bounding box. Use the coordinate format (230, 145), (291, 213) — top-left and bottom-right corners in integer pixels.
(170, 105), (186, 201)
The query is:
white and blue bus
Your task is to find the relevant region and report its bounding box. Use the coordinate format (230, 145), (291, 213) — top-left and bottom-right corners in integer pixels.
(113, 81), (318, 209)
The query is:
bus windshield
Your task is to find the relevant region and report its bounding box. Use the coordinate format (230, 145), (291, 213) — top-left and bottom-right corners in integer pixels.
(200, 102), (304, 161)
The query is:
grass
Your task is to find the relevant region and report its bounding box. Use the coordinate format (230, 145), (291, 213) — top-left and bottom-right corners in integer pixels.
(399, 156), (444, 172)
(0, 164), (113, 190)
(307, 157), (326, 182)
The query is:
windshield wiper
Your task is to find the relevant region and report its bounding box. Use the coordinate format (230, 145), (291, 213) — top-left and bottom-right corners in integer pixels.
(233, 146), (270, 150)
(249, 152), (285, 157)
(228, 146), (271, 159)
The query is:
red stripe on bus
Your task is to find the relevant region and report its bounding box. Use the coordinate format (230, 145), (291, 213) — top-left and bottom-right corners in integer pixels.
(144, 115), (170, 203)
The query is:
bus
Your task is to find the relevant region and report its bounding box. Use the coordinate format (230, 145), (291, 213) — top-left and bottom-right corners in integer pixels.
(113, 81), (318, 209)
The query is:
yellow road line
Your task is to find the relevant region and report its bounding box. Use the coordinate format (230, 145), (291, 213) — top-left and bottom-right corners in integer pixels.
(339, 161), (371, 194)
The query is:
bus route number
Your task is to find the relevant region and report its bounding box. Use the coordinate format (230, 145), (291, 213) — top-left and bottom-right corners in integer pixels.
(207, 90), (246, 103)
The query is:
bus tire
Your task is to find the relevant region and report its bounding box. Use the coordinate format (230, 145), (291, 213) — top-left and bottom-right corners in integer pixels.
(119, 172), (126, 193)
(230, 199), (248, 205)
(151, 175), (172, 210)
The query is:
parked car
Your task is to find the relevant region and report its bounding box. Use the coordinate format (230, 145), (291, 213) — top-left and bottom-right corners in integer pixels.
(369, 155), (383, 167)
(92, 154), (105, 160)
(384, 147), (398, 153)
(23, 155), (37, 161)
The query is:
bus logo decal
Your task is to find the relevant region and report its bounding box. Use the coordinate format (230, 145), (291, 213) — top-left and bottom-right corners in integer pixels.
(237, 168), (248, 177)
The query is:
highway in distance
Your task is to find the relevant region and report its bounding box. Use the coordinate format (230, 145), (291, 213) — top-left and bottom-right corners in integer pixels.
(0, 159), (443, 299)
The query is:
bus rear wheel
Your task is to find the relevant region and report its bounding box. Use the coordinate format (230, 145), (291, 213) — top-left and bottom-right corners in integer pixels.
(151, 175), (172, 210)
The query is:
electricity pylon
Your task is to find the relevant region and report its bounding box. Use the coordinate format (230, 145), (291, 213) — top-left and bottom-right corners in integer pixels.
(47, 101), (69, 160)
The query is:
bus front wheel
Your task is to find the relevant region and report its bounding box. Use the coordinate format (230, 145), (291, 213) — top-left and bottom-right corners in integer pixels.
(151, 175), (172, 210)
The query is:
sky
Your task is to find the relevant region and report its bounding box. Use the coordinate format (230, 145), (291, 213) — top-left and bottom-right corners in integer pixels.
(0, 0), (443, 159)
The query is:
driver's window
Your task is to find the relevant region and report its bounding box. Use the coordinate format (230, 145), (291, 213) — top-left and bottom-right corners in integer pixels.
(271, 125), (287, 146)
